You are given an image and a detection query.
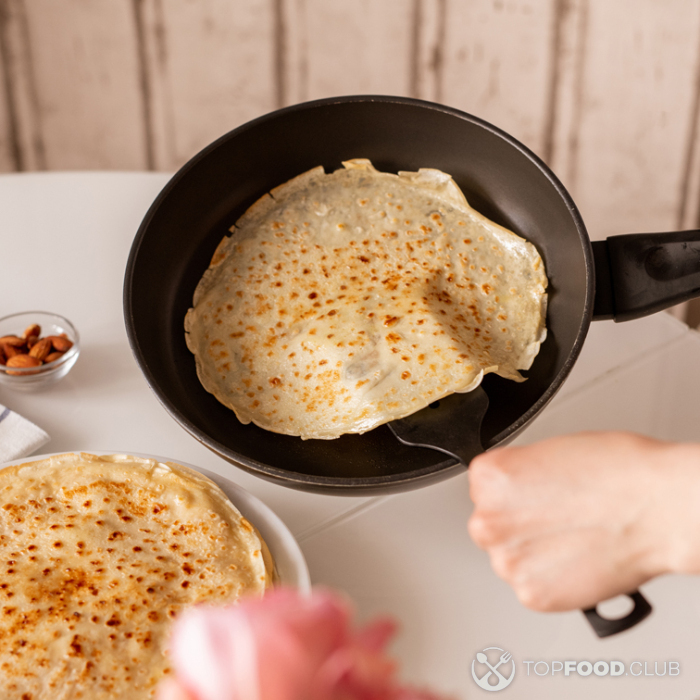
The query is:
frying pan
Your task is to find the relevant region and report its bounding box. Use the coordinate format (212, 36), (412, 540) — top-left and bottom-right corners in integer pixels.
(124, 94), (700, 493)
(124, 95), (699, 636)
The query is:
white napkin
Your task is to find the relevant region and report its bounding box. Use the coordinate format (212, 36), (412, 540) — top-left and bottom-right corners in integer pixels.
(0, 404), (50, 463)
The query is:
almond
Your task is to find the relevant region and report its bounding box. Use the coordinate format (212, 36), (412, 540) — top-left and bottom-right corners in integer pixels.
(29, 337), (52, 361)
(23, 324), (41, 339)
(2, 343), (21, 359)
(0, 345), (5, 365)
(47, 335), (73, 352)
(0, 335), (26, 347)
(6, 354), (42, 375)
(44, 351), (65, 364)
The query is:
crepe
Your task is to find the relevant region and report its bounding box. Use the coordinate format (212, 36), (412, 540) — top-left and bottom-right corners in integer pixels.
(185, 159), (547, 440)
(0, 452), (271, 699)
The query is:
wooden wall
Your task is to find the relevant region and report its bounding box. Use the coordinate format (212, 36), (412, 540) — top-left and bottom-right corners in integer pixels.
(2, 0), (700, 259)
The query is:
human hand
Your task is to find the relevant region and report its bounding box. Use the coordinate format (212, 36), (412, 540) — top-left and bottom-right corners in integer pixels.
(467, 431), (700, 612)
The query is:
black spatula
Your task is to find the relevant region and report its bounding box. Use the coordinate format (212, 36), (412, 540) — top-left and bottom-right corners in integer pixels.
(388, 387), (489, 466)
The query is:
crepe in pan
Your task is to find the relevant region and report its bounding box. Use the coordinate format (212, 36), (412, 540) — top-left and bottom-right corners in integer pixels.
(185, 159), (547, 440)
(0, 452), (272, 699)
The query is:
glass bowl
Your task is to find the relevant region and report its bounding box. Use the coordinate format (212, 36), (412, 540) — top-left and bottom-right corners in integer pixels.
(0, 311), (80, 391)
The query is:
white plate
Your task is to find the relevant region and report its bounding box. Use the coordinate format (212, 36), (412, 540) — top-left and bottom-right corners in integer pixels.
(0, 451), (311, 592)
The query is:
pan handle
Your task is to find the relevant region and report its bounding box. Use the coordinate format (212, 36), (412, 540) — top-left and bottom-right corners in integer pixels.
(592, 231), (700, 321)
(582, 590), (653, 638)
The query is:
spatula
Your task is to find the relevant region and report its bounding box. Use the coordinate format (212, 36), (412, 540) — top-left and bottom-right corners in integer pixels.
(388, 386), (489, 466)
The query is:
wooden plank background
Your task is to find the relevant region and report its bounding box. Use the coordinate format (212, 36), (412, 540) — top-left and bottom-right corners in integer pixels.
(1, 0), (700, 319)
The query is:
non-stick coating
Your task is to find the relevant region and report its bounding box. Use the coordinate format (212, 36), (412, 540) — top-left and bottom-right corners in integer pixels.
(124, 96), (593, 494)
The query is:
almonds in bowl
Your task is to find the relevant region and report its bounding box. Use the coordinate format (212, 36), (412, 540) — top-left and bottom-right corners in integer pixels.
(0, 312), (80, 390)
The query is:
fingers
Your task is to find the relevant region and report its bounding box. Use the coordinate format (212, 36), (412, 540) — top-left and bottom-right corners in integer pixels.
(467, 509), (529, 549)
(483, 538), (600, 612)
(468, 447), (558, 548)
(490, 554), (556, 612)
(468, 447), (523, 505)
(469, 442), (552, 505)
(476, 522), (657, 612)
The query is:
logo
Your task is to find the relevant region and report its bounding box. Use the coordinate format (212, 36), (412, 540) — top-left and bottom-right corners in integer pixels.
(471, 647), (515, 691)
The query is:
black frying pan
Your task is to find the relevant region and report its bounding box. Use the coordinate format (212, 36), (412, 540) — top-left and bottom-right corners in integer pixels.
(124, 95), (700, 637)
(124, 95), (700, 497)
(125, 96), (592, 495)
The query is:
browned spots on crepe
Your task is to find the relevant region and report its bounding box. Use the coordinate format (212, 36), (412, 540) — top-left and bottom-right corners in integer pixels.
(185, 160), (547, 439)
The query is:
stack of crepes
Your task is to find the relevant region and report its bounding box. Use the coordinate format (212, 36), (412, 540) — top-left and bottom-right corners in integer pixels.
(0, 453), (273, 699)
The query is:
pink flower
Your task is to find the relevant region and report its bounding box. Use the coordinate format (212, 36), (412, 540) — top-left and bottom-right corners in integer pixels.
(158, 587), (449, 700)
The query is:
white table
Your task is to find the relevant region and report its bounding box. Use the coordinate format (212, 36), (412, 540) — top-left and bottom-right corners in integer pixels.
(2, 172), (699, 699)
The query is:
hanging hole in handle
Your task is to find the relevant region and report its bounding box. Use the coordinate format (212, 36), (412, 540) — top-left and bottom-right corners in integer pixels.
(596, 595), (635, 619)
(583, 591), (652, 638)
